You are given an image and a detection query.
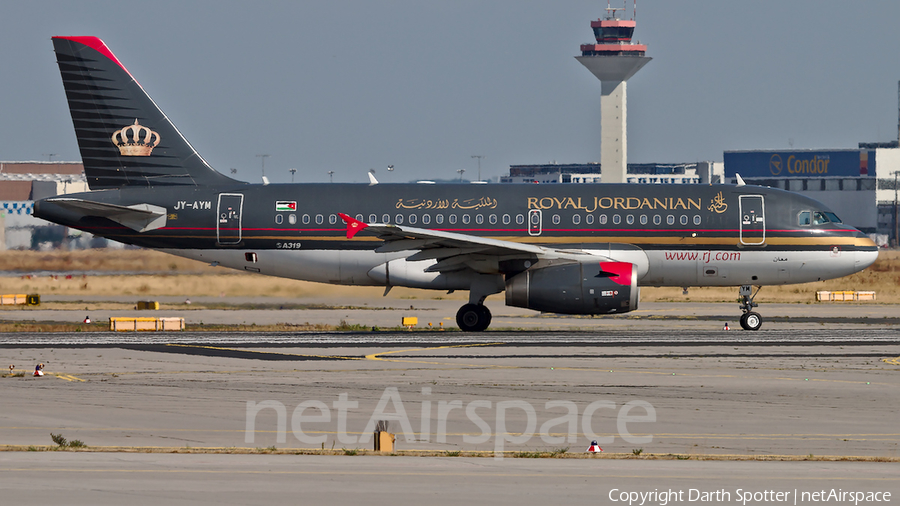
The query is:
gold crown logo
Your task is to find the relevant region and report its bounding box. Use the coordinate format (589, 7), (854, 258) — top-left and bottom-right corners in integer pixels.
(111, 119), (160, 156)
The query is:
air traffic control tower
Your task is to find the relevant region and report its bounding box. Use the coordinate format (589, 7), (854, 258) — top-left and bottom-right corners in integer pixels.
(576, 3), (651, 183)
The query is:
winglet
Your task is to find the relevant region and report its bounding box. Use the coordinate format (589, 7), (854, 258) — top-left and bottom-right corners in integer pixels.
(339, 213), (368, 239)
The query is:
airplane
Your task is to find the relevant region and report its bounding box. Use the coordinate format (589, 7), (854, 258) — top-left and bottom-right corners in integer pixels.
(34, 36), (880, 332)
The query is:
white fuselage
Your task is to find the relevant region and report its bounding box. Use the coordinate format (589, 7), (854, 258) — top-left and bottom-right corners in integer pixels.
(164, 246), (878, 291)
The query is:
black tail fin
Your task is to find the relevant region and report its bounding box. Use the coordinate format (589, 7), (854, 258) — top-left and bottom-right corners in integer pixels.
(52, 36), (239, 190)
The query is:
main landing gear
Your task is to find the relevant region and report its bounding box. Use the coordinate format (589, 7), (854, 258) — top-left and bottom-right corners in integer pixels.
(738, 284), (762, 331)
(455, 274), (503, 332)
(456, 304), (492, 332)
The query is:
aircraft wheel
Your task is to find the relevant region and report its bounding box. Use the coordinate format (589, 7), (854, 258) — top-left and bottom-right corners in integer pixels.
(457, 304), (491, 332)
(740, 312), (762, 331)
(479, 305), (492, 329)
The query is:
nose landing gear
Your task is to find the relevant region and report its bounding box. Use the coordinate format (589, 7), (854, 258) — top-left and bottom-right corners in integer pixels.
(738, 284), (762, 331)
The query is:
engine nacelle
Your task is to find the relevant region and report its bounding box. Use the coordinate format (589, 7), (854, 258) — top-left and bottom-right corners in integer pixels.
(505, 260), (639, 315)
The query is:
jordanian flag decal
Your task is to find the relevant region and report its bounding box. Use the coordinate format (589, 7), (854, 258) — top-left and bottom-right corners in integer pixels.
(275, 201), (297, 212)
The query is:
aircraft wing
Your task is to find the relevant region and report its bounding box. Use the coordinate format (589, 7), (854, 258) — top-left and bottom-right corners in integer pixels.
(43, 198), (167, 233)
(338, 213), (607, 274)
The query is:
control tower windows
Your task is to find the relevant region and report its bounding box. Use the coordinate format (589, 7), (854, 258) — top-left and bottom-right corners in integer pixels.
(592, 25), (635, 42)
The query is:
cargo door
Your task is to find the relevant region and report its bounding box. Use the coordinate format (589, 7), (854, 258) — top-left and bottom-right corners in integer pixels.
(739, 195), (765, 246)
(217, 193), (243, 245)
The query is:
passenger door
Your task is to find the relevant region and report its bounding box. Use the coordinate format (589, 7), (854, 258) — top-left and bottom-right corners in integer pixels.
(739, 195), (765, 245)
(217, 193), (243, 245)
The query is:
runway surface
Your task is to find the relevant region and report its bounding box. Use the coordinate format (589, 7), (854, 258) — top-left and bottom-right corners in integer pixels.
(2, 305), (899, 504)
(1, 453), (897, 505)
(2, 328), (900, 346)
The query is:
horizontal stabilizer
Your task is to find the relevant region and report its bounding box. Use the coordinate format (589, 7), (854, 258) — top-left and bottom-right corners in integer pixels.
(45, 198), (167, 233)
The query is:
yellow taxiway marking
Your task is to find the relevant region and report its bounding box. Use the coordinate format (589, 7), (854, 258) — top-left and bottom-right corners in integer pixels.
(38, 342), (891, 387)
(4, 371), (85, 382)
(52, 373), (85, 382)
(364, 343), (507, 367)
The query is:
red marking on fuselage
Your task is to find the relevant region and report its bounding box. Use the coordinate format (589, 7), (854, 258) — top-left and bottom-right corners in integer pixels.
(338, 213), (368, 239)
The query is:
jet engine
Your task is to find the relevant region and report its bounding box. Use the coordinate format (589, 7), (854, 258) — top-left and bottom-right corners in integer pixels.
(505, 260), (639, 315)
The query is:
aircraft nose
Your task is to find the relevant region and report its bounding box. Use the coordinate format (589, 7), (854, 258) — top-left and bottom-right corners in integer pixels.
(853, 235), (879, 272)
(855, 248), (879, 272)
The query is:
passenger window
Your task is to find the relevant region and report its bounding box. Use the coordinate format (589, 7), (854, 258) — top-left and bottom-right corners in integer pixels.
(612, 214), (621, 225)
(315, 214), (324, 225)
(693, 215), (701, 225)
(329, 214), (338, 225)
(302, 214), (310, 224)
(422, 214), (431, 225)
(289, 214), (297, 225)
(586, 214), (594, 225)
(516, 214), (524, 225)
(275, 214), (283, 225)
(489, 214), (498, 225)
(653, 215), (661, 226)
(409, 214), (417, 225)
(395, 214), (404, 224)
(626, 215), (634, 225)
(436, 214), (444, 224)
(462, 215), (470, 224)
(552, 214), (561, 225)
(680, 215), (688, 225)
(572, 214), (581, 225)
(369, 214), (377, 223)
(355, 214), (363, 223)
(502, 214), (511, 225)
(667, 215), (675, 225)
(475, 214), (484, 225)
(640, 215), (648, 225)
(599, 215), (608, 225)
(449, 214), (458, 224)
(382, 214), (391, 223)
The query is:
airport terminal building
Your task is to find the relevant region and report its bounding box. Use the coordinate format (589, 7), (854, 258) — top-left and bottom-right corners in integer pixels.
(501, 162), (724, 185)
(500, 148), (898, 246)
(0, 161), (89, 249)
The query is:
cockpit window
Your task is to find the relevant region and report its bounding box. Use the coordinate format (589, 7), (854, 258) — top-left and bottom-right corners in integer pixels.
(798, 211), (810, 226)
(812, 212), (828, 225)
(824, 212), (842, 224)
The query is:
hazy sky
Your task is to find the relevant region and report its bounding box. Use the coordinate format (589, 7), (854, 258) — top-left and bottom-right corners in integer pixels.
(2, 1), (899, 183)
